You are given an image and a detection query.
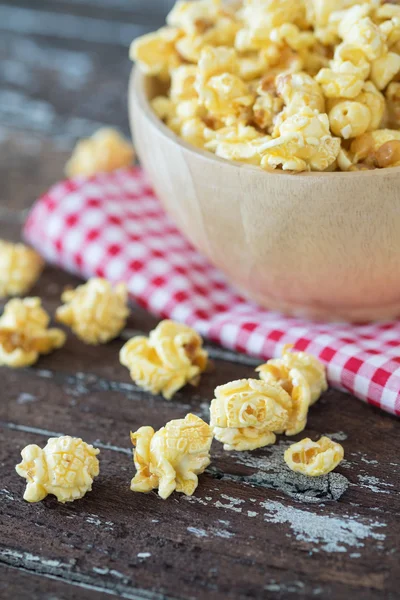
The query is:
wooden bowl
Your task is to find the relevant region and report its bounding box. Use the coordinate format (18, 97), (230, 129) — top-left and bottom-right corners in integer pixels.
(129, 67), (400, 322)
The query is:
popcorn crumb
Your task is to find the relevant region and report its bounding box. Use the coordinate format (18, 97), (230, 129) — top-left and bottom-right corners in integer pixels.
(16, 436), (100, 503)
(130, 413), (212, 499)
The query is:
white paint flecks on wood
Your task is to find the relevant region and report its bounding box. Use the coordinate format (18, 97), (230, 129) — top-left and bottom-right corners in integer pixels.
(260, 501), (386, 553)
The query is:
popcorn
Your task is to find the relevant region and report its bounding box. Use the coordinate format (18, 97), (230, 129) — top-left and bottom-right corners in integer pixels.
(200, 72), (255, 122)
(257, 345), (327, 435)
(284, 436), (344, 476)
(131, 0), (400, 172)
(167, 0), (222, 35)
(0, 297), (66, 368)
(120, 320), (208, 399)
(130, 27), (182, 79)
(16, 436), (100, 503)
(170, 65), (199, 102)
(65, 128), (135, 177)
(258, 108), (341, 172)
(351, 128), (400, 167)
(252, 93), (284, 131)
(56, 278), (129, 345)
(331, 43), (371, 80)
(210, 379), (292, 451)
(345, 17), (386, 61)
(180, 117), (209, 147)
(130, 413), (212, 499)
(273, 72), (325, 134)
(257, 345), (328, 405)
(329, 100), (372, 138)
(0, 240), (44, 298)
(270, 24), (316, 52)
(315, 68), (365, 99)
(370, 51), (400, 90)
(205, 123), (269, 164)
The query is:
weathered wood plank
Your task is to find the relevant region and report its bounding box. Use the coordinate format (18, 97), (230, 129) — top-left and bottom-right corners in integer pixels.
(3, 0), (171, 26)
(1, 426), (398, 600)
(0, 6), (153, 46)
(0, 130), (70, 213)
(0, 564), (119, 600)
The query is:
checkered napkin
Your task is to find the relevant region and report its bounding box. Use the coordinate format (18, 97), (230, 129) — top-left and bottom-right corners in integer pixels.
(24, 166), (400, 416)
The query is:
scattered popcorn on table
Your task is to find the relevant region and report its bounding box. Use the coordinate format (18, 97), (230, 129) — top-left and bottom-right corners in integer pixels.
(0, 297), (66, 368)
(120, 320), (208, 399)
(131, 0), (400, 172)
(130, 413), (212, 499)
(65, 128), (135, 177)
(284, 436), (344, 476)
(0, 240), (44, 298)
(16, 436), (100, 503)
(210, 378), (292, 451)
(56, 278), (129, 345)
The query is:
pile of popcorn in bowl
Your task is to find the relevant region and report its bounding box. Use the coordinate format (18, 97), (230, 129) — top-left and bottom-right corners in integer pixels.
(131, 0), (400, 172)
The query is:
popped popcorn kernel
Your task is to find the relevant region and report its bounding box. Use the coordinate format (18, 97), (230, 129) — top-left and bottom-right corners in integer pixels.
(351, 128), (400, 166)
(284, 436), (344, 476)
(130, 413), (212, 499)
(120, 320), (208, 399)
(210, 378), (292, 451)
(257, 344), (328, 406)
(130, 27), (182, 79)
(328, 100), (372, 138)
(0, 297), (65, 368)
(65, 128), (135, 177)
(259, 107), (341, 172)
(56, 278), (129, 345)
(370, 51), (400, 90)
(131, 0), (400, 172)
(0, 240), (44, 298)
(16, 436), (100, 503)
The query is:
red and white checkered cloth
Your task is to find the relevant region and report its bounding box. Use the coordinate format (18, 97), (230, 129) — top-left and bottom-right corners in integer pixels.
(24, 166), (400, 416)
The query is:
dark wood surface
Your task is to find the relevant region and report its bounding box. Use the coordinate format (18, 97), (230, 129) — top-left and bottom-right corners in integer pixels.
(0, 2), (399, 599)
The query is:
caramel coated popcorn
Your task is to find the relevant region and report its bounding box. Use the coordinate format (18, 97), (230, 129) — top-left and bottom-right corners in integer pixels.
(16, 436), (100, 503)
(0, 240), (44, 298)
(0, 298), (66, 367)
(132, 0), (400, 172)
(210, 378), (292, 451)
(56, 278), (129, 345)
(284, 436), (344, 476)
(130, 413), (212, 499)
(65, 128), (135, 177)
(120, 320), (208, 399)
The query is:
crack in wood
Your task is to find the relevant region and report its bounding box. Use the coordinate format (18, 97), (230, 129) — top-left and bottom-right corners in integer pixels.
(0, 556), (180, 600)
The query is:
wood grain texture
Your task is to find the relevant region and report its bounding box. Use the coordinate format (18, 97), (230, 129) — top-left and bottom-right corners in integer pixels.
(130, 69), (400, 322)
(0, 1), (399, 599)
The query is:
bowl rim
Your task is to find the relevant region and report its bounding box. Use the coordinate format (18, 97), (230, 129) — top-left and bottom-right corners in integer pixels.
(131, 66), (400, 180)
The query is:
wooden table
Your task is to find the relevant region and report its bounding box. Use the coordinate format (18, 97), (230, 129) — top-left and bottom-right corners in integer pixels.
(1, 2), (399, 599)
